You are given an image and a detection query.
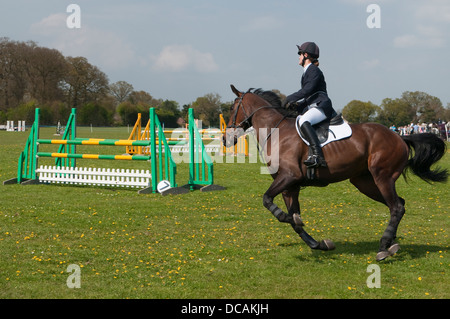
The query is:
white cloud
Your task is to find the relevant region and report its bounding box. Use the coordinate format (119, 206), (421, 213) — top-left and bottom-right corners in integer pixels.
(32, 13), (66, 31)
(30, 13), (135, 69)
(393, 1), (449, 49)
(415, 0), (450, 23)
(393, 34), (419, 48)
(152, 44), (219, 73)
(393, 25), (445, 48)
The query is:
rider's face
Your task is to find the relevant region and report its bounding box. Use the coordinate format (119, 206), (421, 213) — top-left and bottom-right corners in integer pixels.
(298, 52), (310, 67)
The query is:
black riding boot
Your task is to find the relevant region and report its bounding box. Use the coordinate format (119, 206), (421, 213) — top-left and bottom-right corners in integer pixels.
(300, 121), (327, 168)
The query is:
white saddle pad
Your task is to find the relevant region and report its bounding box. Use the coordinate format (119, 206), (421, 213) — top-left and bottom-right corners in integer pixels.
(295, 116), (352, 147)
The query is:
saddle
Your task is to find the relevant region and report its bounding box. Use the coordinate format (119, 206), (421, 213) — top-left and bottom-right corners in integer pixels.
(295, 113), (352, 147)
(295, 113), (352, 180)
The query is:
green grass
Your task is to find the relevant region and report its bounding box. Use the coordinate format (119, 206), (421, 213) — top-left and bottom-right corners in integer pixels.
(0, 127), (448, 299)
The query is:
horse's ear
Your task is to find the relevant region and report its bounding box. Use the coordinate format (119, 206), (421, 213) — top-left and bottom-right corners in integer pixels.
(230, 84), (241, 97)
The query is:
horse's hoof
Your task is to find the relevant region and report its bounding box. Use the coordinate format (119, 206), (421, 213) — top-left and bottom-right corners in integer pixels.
(293, 213), (304, 226)
(376, 243), (401, 261)
(319, 239), (335, 251)
(388, 243), (400, 256)
(376, 251), (390, 261)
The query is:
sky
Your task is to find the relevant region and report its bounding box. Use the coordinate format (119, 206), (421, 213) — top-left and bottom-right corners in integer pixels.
(1, 0), (450, 111)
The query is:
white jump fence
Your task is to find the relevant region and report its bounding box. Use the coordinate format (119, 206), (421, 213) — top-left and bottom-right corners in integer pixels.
(36, 165), (151, 188)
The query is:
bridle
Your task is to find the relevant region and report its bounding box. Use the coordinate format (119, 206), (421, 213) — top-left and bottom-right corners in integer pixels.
(226, 89), (288, 155)
(227, 89), (272, 130)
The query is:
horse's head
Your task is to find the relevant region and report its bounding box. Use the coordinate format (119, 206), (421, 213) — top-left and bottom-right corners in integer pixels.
(223, 85), (283, 147)
(222, 85), (251, 148)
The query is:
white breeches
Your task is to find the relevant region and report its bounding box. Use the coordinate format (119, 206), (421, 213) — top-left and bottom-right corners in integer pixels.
(297, 107), (327, 127)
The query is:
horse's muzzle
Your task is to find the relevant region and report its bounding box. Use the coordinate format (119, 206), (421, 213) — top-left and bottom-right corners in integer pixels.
(222, 128), (244, 148)
(222, 132), (238, 148)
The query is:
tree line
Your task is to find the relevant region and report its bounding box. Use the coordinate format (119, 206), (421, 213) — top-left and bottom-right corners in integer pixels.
(342, 91), (450, 127)
(1, 38), (448, 128)
(0, 38), (231, 127)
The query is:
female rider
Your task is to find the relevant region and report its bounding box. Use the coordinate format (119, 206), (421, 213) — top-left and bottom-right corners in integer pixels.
(282, 42), (337, 168)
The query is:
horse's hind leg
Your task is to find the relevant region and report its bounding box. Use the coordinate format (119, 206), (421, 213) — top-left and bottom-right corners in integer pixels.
(350, 174), (405, 261)
(281, 187), (303, 226)
(374, 178), (405, 261)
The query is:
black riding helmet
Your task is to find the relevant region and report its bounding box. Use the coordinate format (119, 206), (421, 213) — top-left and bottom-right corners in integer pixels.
(297, 42), (319, 58)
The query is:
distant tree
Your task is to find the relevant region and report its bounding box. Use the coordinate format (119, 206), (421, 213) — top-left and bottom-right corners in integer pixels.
(128, 90), (156, 106)
(61, 56), (109, 108)
(180, 104), (191, 121)
(342, 100), (379, 123)
(156, 99), (180, 127)
(128, 90), (164, 123)
(26, 46), (67, 103)
(401, 91), (445, 123)
(78, 103), (111, 126)
(48, 100), (71, 124)
(444, 103), (450, 122)
(220, 101), (233, 124)
(7, 99), (40, 124)
(191, 93), (223, 127)
(160, 99), (179, 114)
(419, 98), (444, 123)
(109, 80), (133, 105)
(0, 38), (32, 108)
(117, 101), (143, 125)
(377, 98), (414, 127)
(155, 109), (179, 128)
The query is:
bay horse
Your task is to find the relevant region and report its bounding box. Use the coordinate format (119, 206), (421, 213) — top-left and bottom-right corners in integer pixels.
(224, 85), (448, 261)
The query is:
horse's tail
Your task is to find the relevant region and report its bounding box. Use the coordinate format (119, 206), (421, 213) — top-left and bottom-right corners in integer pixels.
(402, 133), (448, 183)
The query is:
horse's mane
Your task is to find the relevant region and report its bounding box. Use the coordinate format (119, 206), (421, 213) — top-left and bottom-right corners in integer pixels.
(250, 88), (296, 118)
(252, 88), (282, 107)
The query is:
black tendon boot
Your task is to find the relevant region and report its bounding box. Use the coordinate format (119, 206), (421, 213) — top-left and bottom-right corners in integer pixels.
(300, 121), (327, 168)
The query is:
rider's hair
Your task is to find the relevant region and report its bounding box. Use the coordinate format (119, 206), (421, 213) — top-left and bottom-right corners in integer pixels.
(308, 57), (319, 66)
(304, 53), (319, 67)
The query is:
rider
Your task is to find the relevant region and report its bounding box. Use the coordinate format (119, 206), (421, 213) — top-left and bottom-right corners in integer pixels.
(282, 42), (337, 168)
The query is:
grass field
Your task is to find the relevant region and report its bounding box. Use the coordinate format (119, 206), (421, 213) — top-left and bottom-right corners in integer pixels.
(0, 127), (448, 299)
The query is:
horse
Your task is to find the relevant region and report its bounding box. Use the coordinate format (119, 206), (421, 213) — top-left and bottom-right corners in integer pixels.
(224, 85), (448, 261)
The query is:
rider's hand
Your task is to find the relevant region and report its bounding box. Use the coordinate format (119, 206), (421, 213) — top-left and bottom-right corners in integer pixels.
(282, 99), (292, 109)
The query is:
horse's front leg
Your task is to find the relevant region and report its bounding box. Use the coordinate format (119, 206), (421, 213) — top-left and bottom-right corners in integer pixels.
(262, 176), (298, 224)
(281, 188), (335, 251)
(263, 176), (335, 251)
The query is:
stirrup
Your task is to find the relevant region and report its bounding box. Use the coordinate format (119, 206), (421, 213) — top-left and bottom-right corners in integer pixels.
(304, 155), (327, 168)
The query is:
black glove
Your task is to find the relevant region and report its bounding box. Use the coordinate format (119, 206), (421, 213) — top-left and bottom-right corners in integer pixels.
(282, 99), (293, 109)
